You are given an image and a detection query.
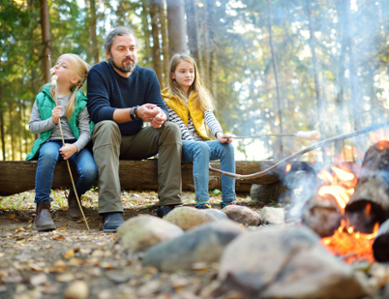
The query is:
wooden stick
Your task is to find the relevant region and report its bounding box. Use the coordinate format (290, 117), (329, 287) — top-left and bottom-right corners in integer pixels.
(210, 121), (389, 180)
(51, 74), (90, 231)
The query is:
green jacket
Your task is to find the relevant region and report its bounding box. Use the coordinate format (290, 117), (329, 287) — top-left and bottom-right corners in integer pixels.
(26, 84), (93, 161)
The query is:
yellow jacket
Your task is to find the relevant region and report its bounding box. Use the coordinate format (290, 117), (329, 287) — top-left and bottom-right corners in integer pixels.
(161, 87), (210, 140)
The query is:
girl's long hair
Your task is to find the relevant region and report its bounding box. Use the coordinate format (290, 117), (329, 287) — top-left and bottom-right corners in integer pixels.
(50, 53), (90, 120)
(168, 54), (214, 111)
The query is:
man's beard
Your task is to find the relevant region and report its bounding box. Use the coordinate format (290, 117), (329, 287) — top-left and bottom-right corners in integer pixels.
(109, 56), (136, 74)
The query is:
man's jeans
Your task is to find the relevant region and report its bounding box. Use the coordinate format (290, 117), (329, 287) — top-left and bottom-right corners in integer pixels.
(182, 140), (236, 203)
(34, 140), (98, 203)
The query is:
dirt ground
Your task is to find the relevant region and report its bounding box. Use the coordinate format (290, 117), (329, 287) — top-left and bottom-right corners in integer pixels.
(0, 190), (256, 299)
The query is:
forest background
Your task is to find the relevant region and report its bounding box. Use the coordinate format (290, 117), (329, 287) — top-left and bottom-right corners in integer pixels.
(1, 0), (389, 164)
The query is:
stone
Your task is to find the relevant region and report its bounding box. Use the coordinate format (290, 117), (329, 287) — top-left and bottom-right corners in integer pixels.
(204, 209), (228, 220)
(64, 280), (89, 299)
(142, 219), (246, 272)
(260, 206), (285, 225)
(216, 226), (369, 299)
(164, 206), (217, 230)
(222, 205), (261, 226)
(117, 215), (184, 252)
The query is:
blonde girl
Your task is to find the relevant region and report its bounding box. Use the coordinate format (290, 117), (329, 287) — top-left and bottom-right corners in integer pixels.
(26, 53), (98, 231)
(161, 53), (236, 209)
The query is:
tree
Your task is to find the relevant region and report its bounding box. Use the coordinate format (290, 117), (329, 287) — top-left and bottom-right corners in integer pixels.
(39, 0), (51, 83)
(166, 0), (187, 57)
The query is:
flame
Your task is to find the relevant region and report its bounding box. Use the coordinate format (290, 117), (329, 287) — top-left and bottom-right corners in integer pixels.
(284, 163), (292, 174)
(318, 186), (352, 210)
(321, 220), (379, 263)
(317, 169), (333, 184)
(331, 166), (354, 181)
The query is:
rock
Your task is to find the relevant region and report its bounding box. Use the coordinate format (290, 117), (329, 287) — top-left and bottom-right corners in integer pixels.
(117, 215), (184, 252)
(216, 226), (369, 299)
(222, 205), (260, 226)
(260, 207), (285, 225)
(164, 206), (217, 230)
(142, 219), (246, 271)
(204, 209), (228, 220)
(64, 280), (89, 299)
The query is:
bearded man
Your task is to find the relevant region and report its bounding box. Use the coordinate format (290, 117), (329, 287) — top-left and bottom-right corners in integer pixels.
(87, 27), (182, 231)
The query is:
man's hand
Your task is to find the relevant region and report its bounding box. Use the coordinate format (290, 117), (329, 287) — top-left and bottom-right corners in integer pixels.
(137, 104), (167, 128)
(52, 106), (62, 125)
(59, 144), (78, 160)
(216, 132), (233, 144)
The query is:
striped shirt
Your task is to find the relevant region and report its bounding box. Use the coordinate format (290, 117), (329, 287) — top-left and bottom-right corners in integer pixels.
(167, 108), (223, 141)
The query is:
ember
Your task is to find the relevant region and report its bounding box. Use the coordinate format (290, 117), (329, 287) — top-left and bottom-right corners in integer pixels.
(321, 220), (379, 263)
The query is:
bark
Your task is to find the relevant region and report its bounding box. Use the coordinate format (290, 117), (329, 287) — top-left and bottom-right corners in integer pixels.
(267, 0), (283, 153)
(158, 0), (169, 86)
(0, 79), (5, 161)
(306, 0), (327, 162)
(166, 0), (187, 56)
(372, 218), (389, 262)
(185, 0), (199, 60)
(343, 0), (364, 155)
(141, 0), (152, 66)
(8, 102), (14, 160)
(345, 141), (389, 233)
(0, 160), (280, 196)
(88, 0), (99, 63)
(149, 0), (164, 85)
(39, 0), (52, 83)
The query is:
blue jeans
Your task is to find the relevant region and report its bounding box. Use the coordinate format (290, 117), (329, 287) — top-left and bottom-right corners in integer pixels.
(34, 140), (98, 203)
(182, 140), (236, 203)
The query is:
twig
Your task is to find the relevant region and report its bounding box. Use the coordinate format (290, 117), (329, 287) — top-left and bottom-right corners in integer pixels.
(50, 65), (90, 231)
(210, 121), (389, 180)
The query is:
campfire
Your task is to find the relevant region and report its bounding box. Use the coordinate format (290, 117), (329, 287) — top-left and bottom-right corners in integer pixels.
(302, 139), (389, 263)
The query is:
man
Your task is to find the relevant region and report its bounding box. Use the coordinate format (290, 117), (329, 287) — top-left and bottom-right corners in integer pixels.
(87, 27), (182, 232)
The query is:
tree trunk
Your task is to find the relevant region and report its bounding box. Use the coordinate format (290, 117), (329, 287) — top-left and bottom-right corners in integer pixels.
(166, 0), (187, 57)
(0, 81), (5, 161)
(158, 0), (170, 87)
(185, 0), (199, 60)
(343, 0), (364, 157)
(8, 102), (14, 160)
(141, 0), (152, 67)
(306, 0), (326, 162)
(149, 0), (164, 86)
(267, 0), (283, 154)
(39, 0), (52, 83)
(88, 0), (99, 64)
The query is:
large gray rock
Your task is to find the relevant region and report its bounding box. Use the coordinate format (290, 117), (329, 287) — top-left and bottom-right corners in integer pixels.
(222, 205), (261, 226)
(142, 220), (246, 272)
(216, 226), (368, 299)
(204, 209), (228, 220)
(164, 206), (217, 230)
(117, 215), (184, 252)
(260, 207), (285, 225)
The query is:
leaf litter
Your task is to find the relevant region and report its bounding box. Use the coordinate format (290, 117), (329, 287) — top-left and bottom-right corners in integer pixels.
(0, 189), (252, 299)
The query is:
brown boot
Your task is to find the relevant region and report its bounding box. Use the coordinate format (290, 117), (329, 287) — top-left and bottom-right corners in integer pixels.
(34, 202), (56, 231)
(67, 190), (82, 221)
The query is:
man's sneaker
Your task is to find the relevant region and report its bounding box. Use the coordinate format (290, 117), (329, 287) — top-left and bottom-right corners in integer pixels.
(221, 202), (236, 209)
(195, 202), (212, 209)
(102, 212), (124, 232)
(157, 205), (176, 218)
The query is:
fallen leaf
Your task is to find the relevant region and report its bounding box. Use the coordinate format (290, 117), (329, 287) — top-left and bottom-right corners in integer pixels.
(56, 273), (75, 282)
(63, 249), (74, 259)
(9, 214), (16, 219)
(52, 235), (66, 240)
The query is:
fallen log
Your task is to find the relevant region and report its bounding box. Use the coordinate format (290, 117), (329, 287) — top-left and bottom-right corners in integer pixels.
(345, 141), (389, 233)
(0, 160), (284, 196)
(372, 218), (389, 262)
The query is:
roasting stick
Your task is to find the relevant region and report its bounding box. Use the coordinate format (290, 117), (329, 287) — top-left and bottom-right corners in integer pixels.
(230, 130), (321, 140)
(49, 57), (90, 231)
(210, 121), (389, 180)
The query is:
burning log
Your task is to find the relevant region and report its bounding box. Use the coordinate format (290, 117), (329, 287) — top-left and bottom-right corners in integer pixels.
(302, 194), (342, 237)
(345, 141), (389, 233)
(372, 218), (389, 262)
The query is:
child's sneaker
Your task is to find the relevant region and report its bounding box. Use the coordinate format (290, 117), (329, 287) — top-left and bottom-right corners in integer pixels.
(195, 202), (212, 209)
(221, 202), (236, 209)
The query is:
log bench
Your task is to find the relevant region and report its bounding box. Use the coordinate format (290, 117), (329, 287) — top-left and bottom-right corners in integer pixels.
(0, 160), (309, 196)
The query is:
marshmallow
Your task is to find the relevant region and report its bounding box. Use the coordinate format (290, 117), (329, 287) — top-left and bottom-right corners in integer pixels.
(50, 68), (55, 75)
(295, 130), (321, 140)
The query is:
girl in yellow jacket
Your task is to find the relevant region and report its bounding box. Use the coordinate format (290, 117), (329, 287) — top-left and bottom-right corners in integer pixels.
(161, 54), (236, 209)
